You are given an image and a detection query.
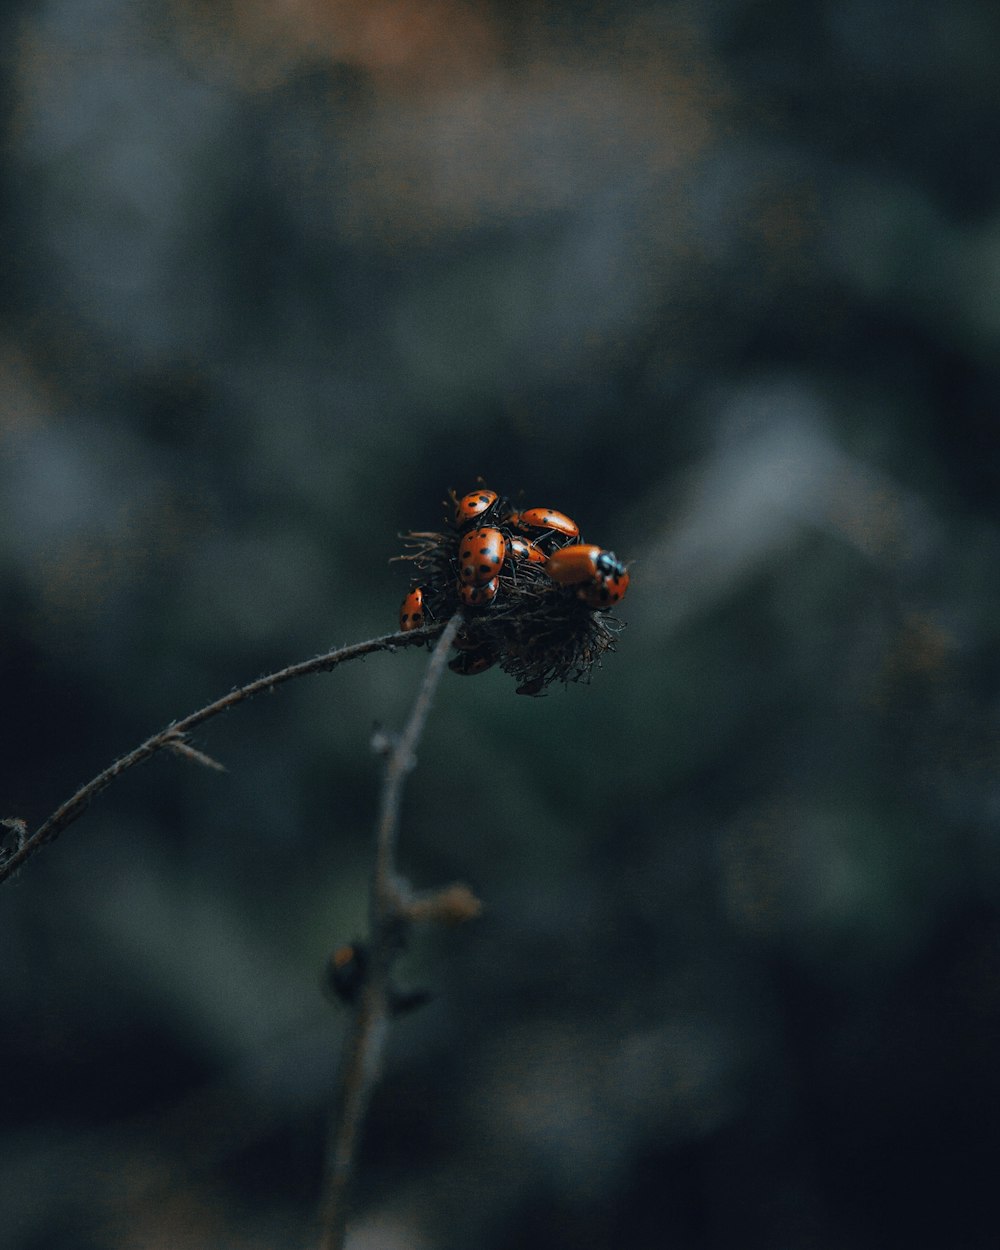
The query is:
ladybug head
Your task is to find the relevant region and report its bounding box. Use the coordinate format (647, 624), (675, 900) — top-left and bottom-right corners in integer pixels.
(595, 550), (626, 579)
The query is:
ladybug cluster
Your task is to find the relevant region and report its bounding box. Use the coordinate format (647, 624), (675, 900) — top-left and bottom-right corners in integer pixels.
(396, 487), (629, 694)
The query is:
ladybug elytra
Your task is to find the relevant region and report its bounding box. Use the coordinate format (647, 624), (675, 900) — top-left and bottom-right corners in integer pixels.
(510, 507), (580, 539)
(454, 489), (499, 528)
(458, 576), (500, 606)
(399, 586), (426, 631)
(448, 646), (497, 676)
(507, 534), (547, 564)
(458, 527), (506, 585)
(545, 544), (629, 608)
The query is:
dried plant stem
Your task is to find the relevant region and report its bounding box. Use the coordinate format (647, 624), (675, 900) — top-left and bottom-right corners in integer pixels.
(0, 626), (444, 886)
(318, 612), (463, 1250)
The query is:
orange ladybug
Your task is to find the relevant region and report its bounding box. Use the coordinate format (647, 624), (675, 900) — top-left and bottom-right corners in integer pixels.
(457, 527), (506, 585)
(545, 544), (629, 608)
(507, 534), (547, 564)
(448, 646), (497, 676)
(510, 507), (579, 539)
(454, 489), (498, 528)
(399, 586), (426, 631)
(458, 576), (499, 606)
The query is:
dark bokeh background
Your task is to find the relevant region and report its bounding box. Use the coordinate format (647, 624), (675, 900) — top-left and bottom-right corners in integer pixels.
(3, 1), (1000, 1247)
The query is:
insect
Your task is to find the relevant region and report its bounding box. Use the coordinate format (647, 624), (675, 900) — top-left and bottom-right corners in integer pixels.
(448, 646), (497, 676)
(458, 576), (499, 606)
(577, 569), (630, 608)
(545, 544), (629, 608)
(509, 507), (580, 539)
(454, 489), (499, 528)
(507, 534), (547, 564)
(399, 586), (426, 631)
(457, 527), (506, 585)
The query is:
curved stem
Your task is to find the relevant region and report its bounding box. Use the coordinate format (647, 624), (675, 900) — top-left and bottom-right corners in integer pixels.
(318, 612), (462, 1250)
(1, 625), (444, 886)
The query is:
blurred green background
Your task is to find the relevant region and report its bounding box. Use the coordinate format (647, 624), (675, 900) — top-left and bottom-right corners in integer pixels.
(3, 1), (1000, 1246)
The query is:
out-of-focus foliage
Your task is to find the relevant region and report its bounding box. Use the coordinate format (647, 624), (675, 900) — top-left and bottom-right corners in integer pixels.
(3, 1), (1000, 1247)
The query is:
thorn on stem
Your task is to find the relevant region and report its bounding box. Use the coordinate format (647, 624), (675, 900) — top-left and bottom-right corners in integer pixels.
(370, 727), (395, 756)
(164, 734), (227, 772)
(404, 882), (484, 926)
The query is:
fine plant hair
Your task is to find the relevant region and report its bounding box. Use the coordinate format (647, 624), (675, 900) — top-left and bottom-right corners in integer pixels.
(1, 616), (481, 1248)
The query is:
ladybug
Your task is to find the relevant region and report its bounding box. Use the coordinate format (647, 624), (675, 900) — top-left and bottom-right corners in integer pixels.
(457, 527), (506, 585)
(458, 576), (499, 607)
(507, 534), (547, 564)
(510, 507), (580, 539)
(448, 646), (497, 676)
(545, 544), (630, 608)
(454, 489), (499, 528)
(399, 586), (426, 631)
(578, 569), (629, 609)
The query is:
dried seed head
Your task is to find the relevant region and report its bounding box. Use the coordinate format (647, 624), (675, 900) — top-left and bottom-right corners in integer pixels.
(397, 487), (627, 693)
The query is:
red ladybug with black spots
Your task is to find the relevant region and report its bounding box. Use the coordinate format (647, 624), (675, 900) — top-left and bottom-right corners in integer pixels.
(399, 587), (427, 631)
(457, 527), (506, 586)
(507, 534), (547, 564)
(458, 576), (499, 606)
(545, 544), (629, 608)
(454, 489), (499, 529)
(509, 507), (579, 539)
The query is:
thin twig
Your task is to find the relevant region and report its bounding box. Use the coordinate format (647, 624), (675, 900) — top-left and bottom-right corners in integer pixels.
(318, 612), (463, 1250)
(0, 626), (444, 886)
